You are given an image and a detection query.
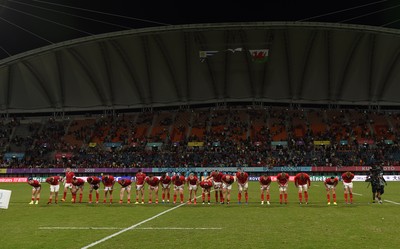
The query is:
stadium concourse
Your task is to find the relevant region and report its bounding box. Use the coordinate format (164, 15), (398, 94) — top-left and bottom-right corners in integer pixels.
(1, 22), (400, 178)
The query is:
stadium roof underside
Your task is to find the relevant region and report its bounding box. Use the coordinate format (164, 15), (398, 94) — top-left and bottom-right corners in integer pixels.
(2, 21), (400, 114)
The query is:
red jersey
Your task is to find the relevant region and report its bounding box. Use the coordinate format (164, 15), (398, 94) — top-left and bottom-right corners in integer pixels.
(259, 175), (271, 185)
(118, 179), (132, 187)
(186, 175), (199, 185)
(72, 178), (85, 187)
(200, 179), (213, 189)
(88, 176), (101, 185)
(145, 177), (160, 187)
(172, 175), (185, 186)
(222, 174), (235, 184)
(276, 173), (289, 186)
(28, 180), (41, 188)
(65, 171), (75, 184)
(46, 176), (61, 185)
(236, 172), (249, 184)
(160, 175), (172, 185)
(324, 177), (339, 186)
(294, 173), (311, 186)
(210, 171), (223, 183)
(341, 172), (354, 183)
(102, 175), (115, 187)
(136, 172), (146, 185)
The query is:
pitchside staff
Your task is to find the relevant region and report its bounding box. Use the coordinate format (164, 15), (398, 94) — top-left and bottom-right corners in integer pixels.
(366, 166), (387, 204)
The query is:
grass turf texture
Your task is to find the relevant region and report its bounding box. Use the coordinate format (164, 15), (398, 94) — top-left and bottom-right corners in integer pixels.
(1, 181), (400, 249)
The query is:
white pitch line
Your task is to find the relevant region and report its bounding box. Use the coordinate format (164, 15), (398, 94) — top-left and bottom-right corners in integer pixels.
(80, 191), (214, 249)
(384, 200), (400, 205)
(352, 193), (363, 196)
(39, 227), (222, 230)
(81, 202), (186, 249)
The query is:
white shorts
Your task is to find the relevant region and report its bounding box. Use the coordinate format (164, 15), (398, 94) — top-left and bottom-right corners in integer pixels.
(260, 185), (270, 191)
(162, 183), (171, 189)
(297, 184), (308, 192)
(104, 186), (113, 191)
(279, 185), (288, 192)
(238, 182), (248, 192)
(136, 184), (144, 191)
(32, 186), (41, 191)
(50, 185), (60, 192)
(222, 183), (232, 190)
(174, 185), (184, 191)
(343, 182), (353, 189)
(149, 185), (158, 191)
(64, 183), (73, 189)
(122, 185), (131, 191)
(326, 185), (335, 190)
(189, 184), (197, 191)
(213, 182), (222, 190)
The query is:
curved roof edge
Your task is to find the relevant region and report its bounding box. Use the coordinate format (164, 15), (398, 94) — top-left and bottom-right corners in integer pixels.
(2, 21), (400, 67)
(0, 99), (397, 115)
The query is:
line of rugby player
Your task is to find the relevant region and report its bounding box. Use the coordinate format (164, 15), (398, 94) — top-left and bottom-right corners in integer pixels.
(27, 168), (356, 205)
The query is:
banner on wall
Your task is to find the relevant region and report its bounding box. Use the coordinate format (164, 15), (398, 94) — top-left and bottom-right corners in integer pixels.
(0, 189), (11, 209)
(3, 153), (25, 160)
(55, 152), (74, 160)
(188, 142), (204, 147)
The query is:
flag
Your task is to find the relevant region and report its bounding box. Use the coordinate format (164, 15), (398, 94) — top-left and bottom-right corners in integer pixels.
(199, 50), (218, 62)
(227, 48), (243, 53)
(249, 49), (269, 63)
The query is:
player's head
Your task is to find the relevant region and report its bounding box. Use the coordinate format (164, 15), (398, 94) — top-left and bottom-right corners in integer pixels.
(28, 176), (33, 181)
(300, 173), (305, 180)
(281, 172), (286, 177)
(346, 171), (351, 177)
(87, 177), (93, 183)
(103, 175), (109, 181)
(226, 175), (231, 179)
(120, 178), (125, 184)
(138, 169), (142, 173)
(66, 167), (71, 172)
(72, 176), (77, 181)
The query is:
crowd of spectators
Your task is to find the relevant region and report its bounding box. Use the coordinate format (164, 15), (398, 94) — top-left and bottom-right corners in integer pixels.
(1, 106), (400, 169)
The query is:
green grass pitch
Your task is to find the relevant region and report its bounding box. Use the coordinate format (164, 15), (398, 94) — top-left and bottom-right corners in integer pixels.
(1, 181), (400, 249)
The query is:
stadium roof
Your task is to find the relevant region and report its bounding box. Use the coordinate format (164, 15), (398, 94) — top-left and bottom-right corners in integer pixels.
(2, 21), (400, 113)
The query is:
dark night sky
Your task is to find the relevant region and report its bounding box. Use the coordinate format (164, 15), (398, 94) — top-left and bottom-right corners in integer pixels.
(1, 0), (400, 60)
